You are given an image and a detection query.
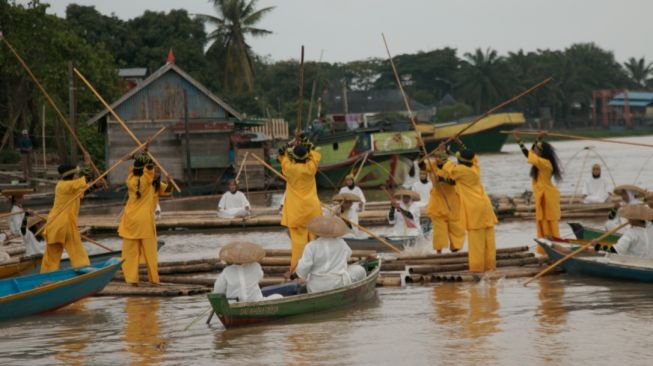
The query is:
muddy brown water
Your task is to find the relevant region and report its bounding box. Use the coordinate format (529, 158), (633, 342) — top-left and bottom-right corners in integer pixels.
(2, 136), (653, 365)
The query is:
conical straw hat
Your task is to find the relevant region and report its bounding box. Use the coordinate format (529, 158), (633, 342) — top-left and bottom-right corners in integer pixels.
(613, 184), (646, 198)
(307, 216), (348, 238)
(333, 193), (361, 202)
(1, 188), (34, 198)
(393, 189), (420, 201)
(219, 241), (265, 264)
(619, 204), (653, 221)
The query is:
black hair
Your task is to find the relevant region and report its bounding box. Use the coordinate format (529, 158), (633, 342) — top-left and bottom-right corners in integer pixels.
(58, 164), (77, 181)
(133, 167), (144, 199)
(530, 141), (563, 182)
(408, 164), (416, 177)
(458, 149), (475, 167)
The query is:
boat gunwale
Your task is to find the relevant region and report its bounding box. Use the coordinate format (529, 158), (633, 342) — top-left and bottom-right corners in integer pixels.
(538, 239), (653, 272)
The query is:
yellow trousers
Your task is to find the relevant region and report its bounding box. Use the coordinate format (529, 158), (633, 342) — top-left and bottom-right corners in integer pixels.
(536, 220), (560, 254)
(40, 238), (90, 273)
(432, 217), (465, 251)
(289, 226), (315, 272)
(121, 237), (159, 284)
(467, 227), (496, 272)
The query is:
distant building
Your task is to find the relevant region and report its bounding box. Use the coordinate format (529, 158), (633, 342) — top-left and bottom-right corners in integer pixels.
(118, 68), (148, 91)
(86, 59), (245, 187)
(593, 90), (653, 127)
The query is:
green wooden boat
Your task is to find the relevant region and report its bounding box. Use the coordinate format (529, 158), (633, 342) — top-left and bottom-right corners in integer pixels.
(207, 259), (380, 328)
(568, 222), (620, 243)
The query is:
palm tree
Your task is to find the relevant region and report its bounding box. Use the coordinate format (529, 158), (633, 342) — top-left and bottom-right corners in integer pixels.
(197, 0), (274, 93)
(623, 57), (653, 88)
(455, 48), (509, 113)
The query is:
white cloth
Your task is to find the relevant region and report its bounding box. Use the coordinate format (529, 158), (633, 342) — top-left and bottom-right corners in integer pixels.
(582, 177), (610, 203)
(347, 264), (367, 283)
(8, 205), (23, 236)
(217, 191), (250, 218)
(338, 185), (366, 211)
(8, 205), (44, 256)
(155, 204), (162, 220)
(213, 262), (282, 302)
(296, 237), (354, 293)
(0, 250), (10, 264)
(387, 202), (421, 237)
(605, 216), (627, 231)
(613, 226), (653, 258)
(401, 161), (420, 189)
(411, 180), (432, 208)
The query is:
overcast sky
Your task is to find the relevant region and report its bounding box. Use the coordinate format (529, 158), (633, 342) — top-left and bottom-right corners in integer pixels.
(46, 0), (653, 64)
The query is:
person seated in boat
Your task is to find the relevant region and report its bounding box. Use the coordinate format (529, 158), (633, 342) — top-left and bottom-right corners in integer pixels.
(603, 205), (653, 258)
(387, 189), (422, 237)
(331, 193), (365, 239)
(401, 160), (420, 189)
(3, 192), (43, 256)
(293, 216), (367, 293)
(214, 241), (282, 302)
(339, 174), (366, 211)
(217, 179), (251, 218)
(582, 164), (610, 203)
(410, 170), (432, 209)
(605, 185), (646, 230)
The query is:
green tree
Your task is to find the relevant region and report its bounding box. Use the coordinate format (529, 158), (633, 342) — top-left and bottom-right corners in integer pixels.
(623, 57), (653, 88)
(455, 48), (509, 113)
(198, 0), (274, 94)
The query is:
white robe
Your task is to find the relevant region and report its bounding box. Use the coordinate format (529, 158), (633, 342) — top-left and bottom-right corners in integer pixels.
(613, 226), (653, 258)
(411, 180), (432, 208)
(8, 205), (23, 236)
(401, 161), (420, 189)
(213, 262), (281, 302)
(338, 185), (366, 211)
(8, 205), (43, 256)
(296, 237), (364, 293)
(217, 191), (251, 218)
(582, 177), (610, 203)
(387, 202), (421, 237)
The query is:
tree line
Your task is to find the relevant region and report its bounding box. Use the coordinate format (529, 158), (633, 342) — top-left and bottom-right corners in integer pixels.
(1, 0), (652, 166)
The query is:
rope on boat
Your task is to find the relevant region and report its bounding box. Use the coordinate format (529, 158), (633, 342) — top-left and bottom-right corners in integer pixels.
(569, 147), (592, 204)
(587, 147), (617, 188)
(632, 151), (653, 186)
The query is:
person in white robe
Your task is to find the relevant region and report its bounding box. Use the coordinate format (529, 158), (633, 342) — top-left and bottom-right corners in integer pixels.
(217, 179), (251, 218)
(608, 205), (653, 258)
(605, 185), (645, 230)
(338, 175), (366, 211)
(582, 164), (610, 203)
(410, 170), (432, 208)
(331, 193), (365, 239)
(401, 160), (420, 189)
(387, 190), (422, 237)
(213, 241), (282, 302)
(295, 216), (367, 293)
(6, 195), (43, 256)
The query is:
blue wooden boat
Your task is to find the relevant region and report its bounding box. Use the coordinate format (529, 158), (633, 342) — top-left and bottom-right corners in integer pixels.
(536, 238), (653, 282)
(0, 241), (164, 279)
(0, 258), (122, 320)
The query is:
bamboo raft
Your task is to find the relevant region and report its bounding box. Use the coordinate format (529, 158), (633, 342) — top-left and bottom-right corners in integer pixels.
(91, 245), (556, 296)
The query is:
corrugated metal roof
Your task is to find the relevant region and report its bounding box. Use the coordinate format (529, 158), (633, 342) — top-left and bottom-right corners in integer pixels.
(607, 100), (652, 107)
(118, 68), (147, 78)
(612, 91), (653, 100)
(86, 63), (241, 125)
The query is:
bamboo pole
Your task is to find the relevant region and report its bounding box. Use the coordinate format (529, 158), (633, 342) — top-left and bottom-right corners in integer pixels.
(523, 222), (628, 286)
(234, 151), (249, 184)
(421, 77), (553, 162)
(35, 127), (166, 236)
(503, 130), (653, 149)
(297, 46), (305, 134)
(353, 151), (370, 182)
(73, 67), (182, 192)
(250, 153), (402, 253)
(0, 34), (105, 185)
(28, 209), (113, 252)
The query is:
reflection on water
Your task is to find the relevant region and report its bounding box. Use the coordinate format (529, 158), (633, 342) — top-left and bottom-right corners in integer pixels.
(54, 301), (89, 366)
(124, 298), (166, 366)
(535, 278), (568, 365)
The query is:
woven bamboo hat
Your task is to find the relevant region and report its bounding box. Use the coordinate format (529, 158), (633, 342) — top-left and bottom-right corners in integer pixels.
(619, 204), (653, 221)
(393, 189), (420, 201)
(1, 188), (34, 198)
(307, 216), (348, 238)
(645, 192), (653, 204)
(613, 184), (646, 198)
(219, 241), (265, 264)
(333, 193), (361, 202)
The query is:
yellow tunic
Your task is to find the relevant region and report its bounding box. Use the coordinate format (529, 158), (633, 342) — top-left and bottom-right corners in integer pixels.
(118, 167), (156, 239)
(443, 159), (497, 230)
(423, 160), (462, 221)
(280, 150), (323, 228)
(527, 150), (561, 221)
(45, 177), (86, 244)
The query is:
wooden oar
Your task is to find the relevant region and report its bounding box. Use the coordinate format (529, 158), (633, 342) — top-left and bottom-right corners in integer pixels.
(73, 67), (182, 192)
(0, 209), (25, 220)
(35, 127), (166, 236)
(502, 130), (653, 149)
(0, 34), (105, 186)
(523, 222), (628, 286)
(250, 153), (402, 254)
(421, 77), (553, 162)
(353, 151), (371, 182)
(296, 45), (305, 134)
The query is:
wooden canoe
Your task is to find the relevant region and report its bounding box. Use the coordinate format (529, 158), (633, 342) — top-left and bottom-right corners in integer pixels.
(207, 259), (380, 328)
(568, 222), (620, 243)
(344, 236), (416, 251)
(536, 239), (653, 282)
(0, 258), (122, 320)
(0, 241), (165, 279)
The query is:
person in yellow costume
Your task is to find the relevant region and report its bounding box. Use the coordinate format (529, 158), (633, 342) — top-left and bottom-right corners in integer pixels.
(516, 136), (562, 254)
(442, 149), (497, 272)
(420, 157), (465, 253)
(137, 169), (172, 265)
(41, 154), (93, 272)
(119, 151), (168, 285)
(278, 135), (322, 272)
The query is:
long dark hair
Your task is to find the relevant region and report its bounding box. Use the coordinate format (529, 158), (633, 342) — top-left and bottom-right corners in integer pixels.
(530, 141), (562, 182)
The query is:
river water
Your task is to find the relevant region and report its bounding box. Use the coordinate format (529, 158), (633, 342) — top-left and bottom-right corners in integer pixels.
(2, 136), (653, 365)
